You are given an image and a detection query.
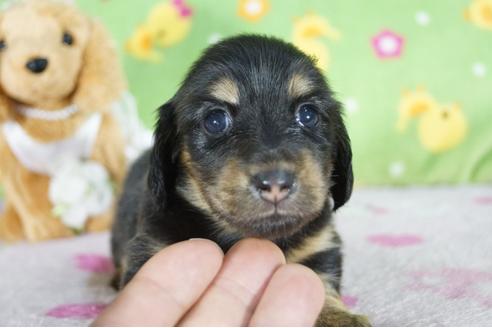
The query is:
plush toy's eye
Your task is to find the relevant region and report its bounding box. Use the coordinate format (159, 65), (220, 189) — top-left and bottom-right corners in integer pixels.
(203, 109), (231, 135)
(295, 103), (319, 128)
(0, 40), (6, 51)
(62, 32), (74, 46)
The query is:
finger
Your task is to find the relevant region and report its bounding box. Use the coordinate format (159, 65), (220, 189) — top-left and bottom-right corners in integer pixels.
(93, 239), (223, 326)
(249, 264), (325, 327)
(179, 238), (285, 326)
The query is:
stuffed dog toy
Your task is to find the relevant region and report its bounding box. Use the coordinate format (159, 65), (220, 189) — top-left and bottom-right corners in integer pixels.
(111, 35), (370, 326)
(0, 0), (127, 242)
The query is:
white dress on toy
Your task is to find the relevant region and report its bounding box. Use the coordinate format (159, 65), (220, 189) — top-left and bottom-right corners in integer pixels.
(0, 92), (152, 230)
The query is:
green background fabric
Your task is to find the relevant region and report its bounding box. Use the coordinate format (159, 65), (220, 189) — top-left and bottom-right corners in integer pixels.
(5, 0), (492, 186)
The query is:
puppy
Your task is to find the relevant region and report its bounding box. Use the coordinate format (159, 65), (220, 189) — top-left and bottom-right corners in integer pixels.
(112, 35), (369, 326)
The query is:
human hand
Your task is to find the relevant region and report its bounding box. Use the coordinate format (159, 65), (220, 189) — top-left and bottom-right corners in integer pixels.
(93, 238), (325, 326)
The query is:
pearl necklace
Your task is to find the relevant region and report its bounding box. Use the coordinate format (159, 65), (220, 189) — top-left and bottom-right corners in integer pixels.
(16, 104), (78, 121)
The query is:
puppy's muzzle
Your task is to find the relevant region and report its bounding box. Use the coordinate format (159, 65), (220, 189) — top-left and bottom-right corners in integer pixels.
(251, 170), (296, 204)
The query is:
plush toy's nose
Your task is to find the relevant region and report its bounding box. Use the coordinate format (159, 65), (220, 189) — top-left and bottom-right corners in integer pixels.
(252, 170), (296, 204)
(26, 57), (48, 74)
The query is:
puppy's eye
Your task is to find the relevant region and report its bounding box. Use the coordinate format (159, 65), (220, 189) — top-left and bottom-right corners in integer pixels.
(203, 109), (231, 135)
(296, 103), (319, 127)
(0, 40), (6, 51)
(62, 32), (74, 46)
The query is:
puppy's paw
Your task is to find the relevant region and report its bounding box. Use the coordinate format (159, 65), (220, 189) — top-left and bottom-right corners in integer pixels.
(110, 270), (121, 290)
(316, 311), (371, 327)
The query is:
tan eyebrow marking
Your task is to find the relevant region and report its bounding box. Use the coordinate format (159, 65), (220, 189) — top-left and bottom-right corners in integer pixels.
(209, 77), (240, 105)
(288, 73), (314, 98)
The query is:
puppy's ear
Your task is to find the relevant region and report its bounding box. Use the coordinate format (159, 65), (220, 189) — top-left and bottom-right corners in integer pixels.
(330, 118), (354, 211)
(148, 102), (178, 206)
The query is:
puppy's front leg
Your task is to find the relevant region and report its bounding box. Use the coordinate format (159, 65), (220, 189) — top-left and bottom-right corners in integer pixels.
(118, 234), (167, 288)
(286, 226), (370, 326)
(308, 252), (370, 327)
(316, 281), (371, 327)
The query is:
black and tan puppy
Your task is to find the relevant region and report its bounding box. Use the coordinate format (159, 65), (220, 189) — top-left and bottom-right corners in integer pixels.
(111, 35), (369, 326)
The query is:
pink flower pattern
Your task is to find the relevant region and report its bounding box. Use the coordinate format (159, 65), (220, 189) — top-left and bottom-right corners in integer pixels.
(372, 29), (404, 59)
(367, 234), (423, 247)
(365, 204), (389, 215)
(408, 268), (492, 308)
(46, 303), (107, 319)
(172, 0), (192, 17)
(341, 295), (359, 308)
(474, 196), (492, 205)
(74, 254), (114, 274)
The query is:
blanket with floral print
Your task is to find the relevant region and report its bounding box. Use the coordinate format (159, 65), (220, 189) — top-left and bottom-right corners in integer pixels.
(1, 186), (491, 326)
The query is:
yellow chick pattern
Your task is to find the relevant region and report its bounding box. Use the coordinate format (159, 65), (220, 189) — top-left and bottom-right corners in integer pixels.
(125, 25), (161, 62)
(64, 1), (492, 185)
(418, 103), (468, 153)
(237, 0), (270, 22)
(292, 13), (340, 72)
(465, 0), (492, 30)
(126, 0), (192, 61)
(397, 87), (438, 132)
(397, 88), (468, 153)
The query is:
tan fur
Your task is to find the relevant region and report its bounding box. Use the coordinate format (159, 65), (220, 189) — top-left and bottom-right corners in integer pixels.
(286, 224), (336, 263)
(211, 159), (250, 234)
(209, 77), (240, 105)
(316, 274), (371, 326)
(178, 147), (328, 236)
(248, 161), (297, 176)
(179, 151), (243, 236)
(284, 223), (368, 326)
(0, 201), (25, 241)
(288, 73), (314, 99)
(214, 159), (249, 212)
(0, 0), (127, 242)
(317, 305), (371, 327)
(298, 150), (328, 210)
(178, 149), (213, 214)
(0, 91), (13, 122)
(0, 140), (73, 241)
(90, 112), (127, 185)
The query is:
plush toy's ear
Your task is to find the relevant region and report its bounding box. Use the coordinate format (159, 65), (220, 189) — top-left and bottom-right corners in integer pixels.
(148, 102), (178, 207)
(0, 12), (10, 123)
(73, 19), (126, 113)
(330, 117), (354, 211)
(0, 88), (13, 123)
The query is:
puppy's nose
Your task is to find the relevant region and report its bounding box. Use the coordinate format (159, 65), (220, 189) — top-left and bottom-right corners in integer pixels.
(26, 57), (48, 74)
(252, 170), (296, 204)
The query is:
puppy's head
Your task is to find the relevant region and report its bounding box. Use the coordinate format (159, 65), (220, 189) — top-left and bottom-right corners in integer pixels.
(149, 35), (353, 239)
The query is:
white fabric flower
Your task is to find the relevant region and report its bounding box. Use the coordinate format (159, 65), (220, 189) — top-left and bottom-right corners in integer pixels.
(49, 158), (113, 230)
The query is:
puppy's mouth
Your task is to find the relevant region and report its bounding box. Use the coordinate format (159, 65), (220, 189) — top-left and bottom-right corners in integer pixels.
(222, 205), (316, 239)
(210, 181), (325, 239)
(179, 151), (328, 239)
